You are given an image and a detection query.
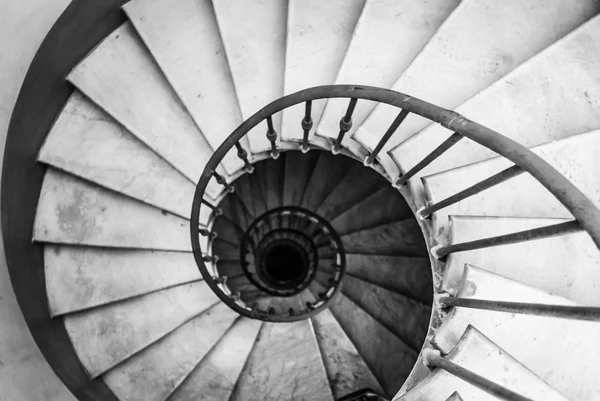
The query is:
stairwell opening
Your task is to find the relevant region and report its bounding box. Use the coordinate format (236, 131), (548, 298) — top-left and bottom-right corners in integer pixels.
(263, 241), (307, 284)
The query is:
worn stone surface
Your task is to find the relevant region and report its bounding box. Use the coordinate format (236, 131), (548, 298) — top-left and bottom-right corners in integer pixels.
(317, 0), (460, 145)
(391, 14), (600, 202)
(282, 0), (364, 143)
(45, 245), (201, 316)
(326, 288), (417, 397)
(342, 254), (432, 304)
(67, 22), (222, 196)
(432, 266), (591, 401)
(212, 0), (286, 153)
(444, 216), (600, 305)
(312, 309), (383, 398)
(104, 302), (237, 401)
(124, 0), (246, 174)
(169, 317), (262, 401)
(341, 275), (430, 351)
(64, 281), (218, 378)
(231, 319), (332, 401)
(403, 326), (568, 401)
(38, 92), (208, 221)
(34, 169), (192, 251)
(357, 0), (600, 177)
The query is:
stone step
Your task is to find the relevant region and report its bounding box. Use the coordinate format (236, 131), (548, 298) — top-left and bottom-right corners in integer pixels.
(421, 130), (600, 231)
(341, 275), (430, 352)
(168, 317), (262, 401)
(229, 320), (332, 401)
(38, 92), (208, 221)
(255, 155), (287, 210)
(103, 302), (237, 401)
(33, 169), (197, 252)
(355, 0), (599, 178)
(64, 281), (218, 378)
(123, 0), (247, 175)
(442, 216), (600, 305)
(212, 0), (286, 154)
(401, 325), (568, 401)
(282, 151), (321, 206)
(66, 22), (223, 198)
(329, 186), (412, 237)
(311, 308), (383, 399)
(390, 14), (600, 202)
(44, 245), (201, 316)
(322, 281), (417, 398)
(432, 264), (596, 400)
(317, 0), (459, 147)
(281, 0), (364, 145)
(342, 254), (432, 305)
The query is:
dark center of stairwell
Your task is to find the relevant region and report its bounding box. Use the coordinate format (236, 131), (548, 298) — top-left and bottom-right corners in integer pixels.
(263, 241), (308, 285)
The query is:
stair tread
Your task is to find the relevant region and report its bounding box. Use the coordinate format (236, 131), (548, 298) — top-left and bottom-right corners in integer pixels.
(422, 129), (600, 230)
(329, 186), (412, 237)
(312, 309), (383, 399)
(64, 281), (218, 378)
(343, 254), (432, 305)
(212, 0), (286, 153)
(281, 0), (364, 143)
(433, 265), (595, 400)
(283, 151), (321, 206)
(45, 245), (201, 316)
(66, 22), (222, 198)
(256, 156), (287, 210)
(230, 320), (332, 401)
(402, 325), (568, 401)
(355, 0), (599, 178)
(169, 317), (262, 401)
(325, 287), (417, 398)
(336, 219), (427, 257)
(38, 92), (206, 221)
(390, 14), (600, 201)
(123, 0), (246, 175)
(33, 169), (197, 252)
(342, 275), (430, 352)
(103, 302), (237, 401)
(317, 0), (459, 144)
(443, 215), (600, 305)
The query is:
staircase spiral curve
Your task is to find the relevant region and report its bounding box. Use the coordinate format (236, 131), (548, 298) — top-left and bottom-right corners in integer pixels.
(4, 1), (600, 400)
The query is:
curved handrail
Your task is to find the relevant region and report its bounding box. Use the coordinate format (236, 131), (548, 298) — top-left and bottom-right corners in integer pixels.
(191, 84), (600, 320)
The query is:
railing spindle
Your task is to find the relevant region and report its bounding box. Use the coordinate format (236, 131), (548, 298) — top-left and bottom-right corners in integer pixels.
(394, 132), (464, 187)
(265, 116), (280, 159)
(333, 98), (358, 154)
(439, 296), (600, 321)
(425, 350), (534, 401)
(301, 100), (313, 153)
(234, 142), (254, 173)
(364, 109), (410, 166)
(432, 220), (582, 259)
(199, 227), (218, 239)
(201, 198), (222, 216)
(212, 170), (234, 193)
(419, 164), (524, 219)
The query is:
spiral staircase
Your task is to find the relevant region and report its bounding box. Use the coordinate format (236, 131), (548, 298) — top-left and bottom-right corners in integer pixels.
(4, 0), (600, 400)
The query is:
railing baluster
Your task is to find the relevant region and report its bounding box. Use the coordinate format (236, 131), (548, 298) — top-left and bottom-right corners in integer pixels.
(439, 296), (600, 321)
(212, 170), (234, 193)
(419, 164), (524, 219)
(364, 109), (410, 166)
(394, 132), (464, 187)
(425, 350), (534, 401)
(234, 142), (254, 173)
(266, 116), (280, 159)
(301, 100), (313, 153)
(333, 98), (358, 154)
(432, 220), (582, 259)
(201, 198), (222, 216)
(199, 227), (218, 239)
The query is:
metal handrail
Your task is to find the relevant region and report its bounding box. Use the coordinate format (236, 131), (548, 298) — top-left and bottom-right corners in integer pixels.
(191, 84), (600, 320)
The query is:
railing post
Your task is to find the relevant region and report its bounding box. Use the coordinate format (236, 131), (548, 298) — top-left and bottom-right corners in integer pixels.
(333, 98), (358, 154)
(265, 116), (280, 159)
(301, 100), (313, 153)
